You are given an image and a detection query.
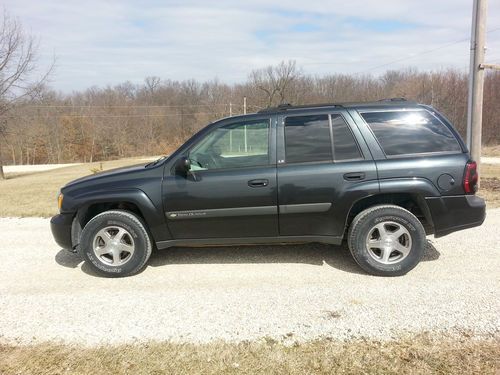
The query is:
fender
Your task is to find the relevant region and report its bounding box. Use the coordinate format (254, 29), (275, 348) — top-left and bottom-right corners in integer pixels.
(66, 188), (170, 242)
(378, 177), (441, 197)
(343, 178), (438, 234)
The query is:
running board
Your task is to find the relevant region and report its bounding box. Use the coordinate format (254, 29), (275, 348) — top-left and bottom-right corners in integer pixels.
(156, 235), (343, 250)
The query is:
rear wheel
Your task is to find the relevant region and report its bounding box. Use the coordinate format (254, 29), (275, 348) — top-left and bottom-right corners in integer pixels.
(79, 210), (152, 277)
(347, 205), (426, 276)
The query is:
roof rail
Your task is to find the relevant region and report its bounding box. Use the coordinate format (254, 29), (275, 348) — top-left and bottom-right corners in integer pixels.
(257, 102), (342, 113)
(256, 98), (417, 114)
(378, 97), (408, 102)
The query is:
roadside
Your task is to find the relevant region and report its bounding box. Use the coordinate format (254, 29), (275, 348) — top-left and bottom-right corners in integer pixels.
(1, 334), (498, 375)
(0, 157), (156, 217)
(0, 212), (499, 374)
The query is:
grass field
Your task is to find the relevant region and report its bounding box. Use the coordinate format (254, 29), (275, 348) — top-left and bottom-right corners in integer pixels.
(0, 158), (155, 217)
(483, 145), (500, 157)
(1, 157), (499, 217)
(0, 334), (498, 375)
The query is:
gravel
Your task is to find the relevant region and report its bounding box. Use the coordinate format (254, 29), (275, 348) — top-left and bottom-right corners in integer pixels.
(0, 210), (499, 345)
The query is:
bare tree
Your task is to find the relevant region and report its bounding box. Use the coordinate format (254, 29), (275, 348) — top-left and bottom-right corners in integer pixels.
(249, 60), (302, 107)
(0, 9), (53, 179)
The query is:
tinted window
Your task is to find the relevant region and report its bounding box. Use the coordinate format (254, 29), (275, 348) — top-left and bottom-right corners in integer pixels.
(361, 110), (461, 156)
(331, 115), (362, 160)
(189, 120), (269, 170)
(285, 115), (332, 163)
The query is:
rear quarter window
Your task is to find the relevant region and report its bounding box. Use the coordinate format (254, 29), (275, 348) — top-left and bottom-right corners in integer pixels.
(361, 110), (462, 156)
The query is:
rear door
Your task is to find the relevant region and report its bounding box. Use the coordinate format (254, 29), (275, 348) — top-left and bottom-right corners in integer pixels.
(277, 110), (378, 237)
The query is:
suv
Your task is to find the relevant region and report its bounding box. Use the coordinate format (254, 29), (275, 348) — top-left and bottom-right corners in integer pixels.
(51, 99), (486, 277)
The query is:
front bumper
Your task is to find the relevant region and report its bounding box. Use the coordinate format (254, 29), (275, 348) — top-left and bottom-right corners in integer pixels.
(50, 213), (74, 250)
(426, 195), (486, 238)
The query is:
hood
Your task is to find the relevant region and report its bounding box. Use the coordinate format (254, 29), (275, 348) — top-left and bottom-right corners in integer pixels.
(63, 163), (148, 189)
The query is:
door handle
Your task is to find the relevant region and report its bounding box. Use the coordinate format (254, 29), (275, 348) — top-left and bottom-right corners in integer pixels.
(343, 172), (365, 181)
(248, 179), (269, 188)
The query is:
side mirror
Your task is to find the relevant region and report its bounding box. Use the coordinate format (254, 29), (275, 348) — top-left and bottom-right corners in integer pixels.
(175, 156), (191, 176)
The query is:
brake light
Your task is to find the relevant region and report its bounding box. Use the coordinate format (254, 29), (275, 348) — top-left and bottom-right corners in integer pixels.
(463, 161), (478, 194)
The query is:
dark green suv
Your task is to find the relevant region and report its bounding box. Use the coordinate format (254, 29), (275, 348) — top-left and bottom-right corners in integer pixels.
(51, 99), (486, 277)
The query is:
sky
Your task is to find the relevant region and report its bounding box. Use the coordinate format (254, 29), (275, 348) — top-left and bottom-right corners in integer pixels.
(4, 0), (500, 92)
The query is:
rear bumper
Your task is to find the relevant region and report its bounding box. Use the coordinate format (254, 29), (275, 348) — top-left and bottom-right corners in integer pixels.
(425, 195), (486, 238)
(50, 213), (74, 250)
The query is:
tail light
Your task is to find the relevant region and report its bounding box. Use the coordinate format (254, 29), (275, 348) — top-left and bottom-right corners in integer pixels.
(463, 161), (478, 194)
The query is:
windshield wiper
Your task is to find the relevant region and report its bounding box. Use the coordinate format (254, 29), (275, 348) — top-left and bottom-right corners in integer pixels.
(145, 155), (168, 168)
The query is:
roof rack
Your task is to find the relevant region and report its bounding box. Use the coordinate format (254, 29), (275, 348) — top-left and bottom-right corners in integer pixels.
(378, 97), (408, 102)
(257, 98), (415, 113)
(257, 102), (342, 113)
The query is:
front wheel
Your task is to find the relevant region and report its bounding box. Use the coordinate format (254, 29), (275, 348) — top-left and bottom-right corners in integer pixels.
(78, 210), (153, 277)
(347, 205), (426, 276)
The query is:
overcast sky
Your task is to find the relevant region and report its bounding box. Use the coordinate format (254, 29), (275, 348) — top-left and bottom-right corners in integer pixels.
(4, 0), (500, 92)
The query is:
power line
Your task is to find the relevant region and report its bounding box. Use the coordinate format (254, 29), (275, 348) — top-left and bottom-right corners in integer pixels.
(20, 103), (249, 109)
(356, 26), (500, 75)
(0, 112), (250, 119)
(355, 39), (470, 75)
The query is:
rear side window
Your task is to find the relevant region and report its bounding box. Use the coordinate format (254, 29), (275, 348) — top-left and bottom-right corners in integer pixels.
(361, 110), (461, 156)
(285, 115), (332, 163)
(331, 115), (362, 161)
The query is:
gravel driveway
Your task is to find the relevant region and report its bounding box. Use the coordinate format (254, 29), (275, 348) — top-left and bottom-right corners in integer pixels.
(0, 210), (499, 345)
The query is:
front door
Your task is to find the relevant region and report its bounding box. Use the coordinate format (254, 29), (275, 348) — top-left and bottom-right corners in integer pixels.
(162, 115), (278, 239)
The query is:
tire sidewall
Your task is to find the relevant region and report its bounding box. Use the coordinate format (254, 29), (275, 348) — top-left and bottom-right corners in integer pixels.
(351, 208), (425, 275)
(79, 211), (150, 277)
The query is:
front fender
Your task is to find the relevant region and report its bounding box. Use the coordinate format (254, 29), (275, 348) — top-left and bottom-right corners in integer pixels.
(65, 188), (169, 243)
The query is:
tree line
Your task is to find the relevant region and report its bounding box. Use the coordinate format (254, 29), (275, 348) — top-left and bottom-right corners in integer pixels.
(2, 64), (499, 166)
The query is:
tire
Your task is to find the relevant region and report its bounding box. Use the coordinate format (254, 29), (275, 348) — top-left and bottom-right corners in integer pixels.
(347, 205), (426, 276)
(78, 210), (153, 277)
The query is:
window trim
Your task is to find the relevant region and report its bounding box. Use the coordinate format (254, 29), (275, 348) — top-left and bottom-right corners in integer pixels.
(282, 112), (363, 165)
(184, 118), (273, 173)
(358, 108), (463, 159)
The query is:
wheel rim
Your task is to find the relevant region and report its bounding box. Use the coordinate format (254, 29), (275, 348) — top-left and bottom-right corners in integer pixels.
(365, 221), (412, 265)
(92, 226), (135, 266)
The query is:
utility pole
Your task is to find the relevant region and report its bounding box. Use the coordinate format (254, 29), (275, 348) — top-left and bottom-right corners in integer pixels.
(229, 102), (232, 117)
(243, 97), (247, 115)
(466, 0), (488, 183)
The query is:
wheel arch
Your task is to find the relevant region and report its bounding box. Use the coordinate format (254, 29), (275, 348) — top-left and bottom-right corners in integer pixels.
(71, 189), (168, 247)
(345, 192), (434, 236)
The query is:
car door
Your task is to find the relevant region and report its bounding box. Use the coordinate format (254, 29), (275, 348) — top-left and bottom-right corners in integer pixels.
(162, 115), (278, 239)
(277, 110), (378, 237)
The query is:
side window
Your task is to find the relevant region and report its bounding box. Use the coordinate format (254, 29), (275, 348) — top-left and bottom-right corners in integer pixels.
(189, 119), (269, 170)
(284, 115), (332, 163)
(361, 110), (462, 156)
(331, 115), (362, 161)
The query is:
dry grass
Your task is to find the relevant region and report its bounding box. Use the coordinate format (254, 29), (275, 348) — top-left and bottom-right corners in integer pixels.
(480, 163), (500, 208)
(0, 334), (498, 375)
(0, 158), (155, 217)
(483, 145), (500, 157)
(0, 158), (499, 217)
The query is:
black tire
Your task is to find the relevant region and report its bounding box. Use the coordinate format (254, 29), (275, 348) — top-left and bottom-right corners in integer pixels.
(347, 205), (426, 276)
(78, 210), (153, 277)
